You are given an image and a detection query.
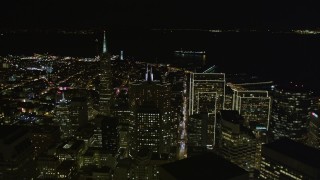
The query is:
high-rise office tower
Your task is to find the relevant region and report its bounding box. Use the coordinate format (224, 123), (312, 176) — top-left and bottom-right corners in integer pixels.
(133, 103), (162, 154)
(271, 85), (311, 142)
(307, 111), (320, 149)
(80, 147), (108, 168)
(129, 66), (172, 154)
(99, 31), (113, 116)
(31, 125), (61, 158)
(189, 73), (225, 114)
(37, 155), (60, 179)
(233, 90), (271, 130)
(69, 97), (88, 128)
(228, 84), (272, 171)
(56, 160), (77, 179)
(187, 114), (208, 148)
(53, 93), (72, 139)
(189, 73), (225, 148)
(170, 78), (185, 150)
(218, 110), (257, 173)
(224, 85), (234, 110)
(91, 115), (104, 148)
(129, 66), (170, 113)
(112, 105), (131, 124)
(132, 149), (170, 180)
(260, 138), (320, 179)
(56, 140), (86, 165)
(118, 123), (129, 157)
(101, 116), (119, 155)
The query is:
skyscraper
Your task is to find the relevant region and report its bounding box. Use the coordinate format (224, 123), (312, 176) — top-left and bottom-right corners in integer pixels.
(271, 85), (311, 142)
(187, 113), (208, 148)
(134, 103), (162, 154)
(233, 90), (271, 130)
(101, 116), (119, 155)
(129, 66), (171, 113)
(129, 66), (172, 155)
(189, 73), (225, 148)
(189, 73), (225, 115)
(31, 125), (61, 158)
(260, 138), (320, 179)
(53, 93), (71, 139)
(120, 50), (124, 60)
(307, 111), (320, 149)
(69, 97), (88, 128)
(132, 149), (170, 180)
(218, 110), (257, 173)
(99, 31), (113, 116)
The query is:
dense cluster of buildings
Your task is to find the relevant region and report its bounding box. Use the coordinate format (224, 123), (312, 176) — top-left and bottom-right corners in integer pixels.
(1, 32), (320, 179)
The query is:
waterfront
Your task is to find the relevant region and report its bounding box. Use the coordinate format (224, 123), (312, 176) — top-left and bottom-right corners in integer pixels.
(1, 29), (320, 90)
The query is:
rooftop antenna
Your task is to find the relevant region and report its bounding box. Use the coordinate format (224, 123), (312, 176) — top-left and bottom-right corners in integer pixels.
(145, 64), (149, 81)
(103, 31), (107, 54)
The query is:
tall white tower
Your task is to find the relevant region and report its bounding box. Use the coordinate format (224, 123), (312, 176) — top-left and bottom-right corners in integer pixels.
(99, 31), (112, 116)
(120, 50), (124, 60)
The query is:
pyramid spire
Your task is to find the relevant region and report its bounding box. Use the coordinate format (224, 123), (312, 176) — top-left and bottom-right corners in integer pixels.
(103, 31), (107, 54)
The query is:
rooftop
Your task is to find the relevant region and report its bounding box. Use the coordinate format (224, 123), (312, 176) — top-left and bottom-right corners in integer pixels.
(263, 138), (320, 168)
(58, 140), (85, 151)
(160, 153), (248, 179)
(136, 102), (160, 114)
(80, 165), (111, 174)
(0, 125), (29, 144)
(189, 113), (208, 120)
(56, 160), (76, 172)
(220, 110), (244, 124)
(117, 158), (134, 168)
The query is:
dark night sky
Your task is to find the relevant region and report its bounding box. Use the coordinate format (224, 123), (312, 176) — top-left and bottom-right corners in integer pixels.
(1, 0), (320, 29)
(1, 0), (320, 90)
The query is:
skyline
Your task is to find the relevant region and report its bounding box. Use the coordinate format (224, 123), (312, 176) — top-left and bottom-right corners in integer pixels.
(1, 2), (320, 179)
(1, 29), (320, 92)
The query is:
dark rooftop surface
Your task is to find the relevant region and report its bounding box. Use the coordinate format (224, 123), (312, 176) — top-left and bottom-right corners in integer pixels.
(137, 148), (151, 158)
(56, 160), (76, 171)
(117, 158), (134, 168)
(151, 152), (169, 161)
(220, 110), (244, 124)
(58, 140), (85, 151)
(161, 153), (248, 179)
(136, 102), (160, 113)
(189, 113), (208, 120)
(80, 165), (111, 173)
(263, 138), (320, 168)
(0, 125), (21, 139)
(0, 125), (28, 143)
(31, 125), (60, 134)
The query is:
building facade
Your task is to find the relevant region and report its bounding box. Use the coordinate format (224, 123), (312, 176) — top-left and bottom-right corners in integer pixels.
(271, 86), (311, 142)
(218, 110), (257, 172)
(189, 73), (225, 148)
(308, 111), (320, 149)
(260, 139), (320, 180)
(99, 31), (113, 116)
(129, 68), (172, 155)
(233, 90), (271, 130)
